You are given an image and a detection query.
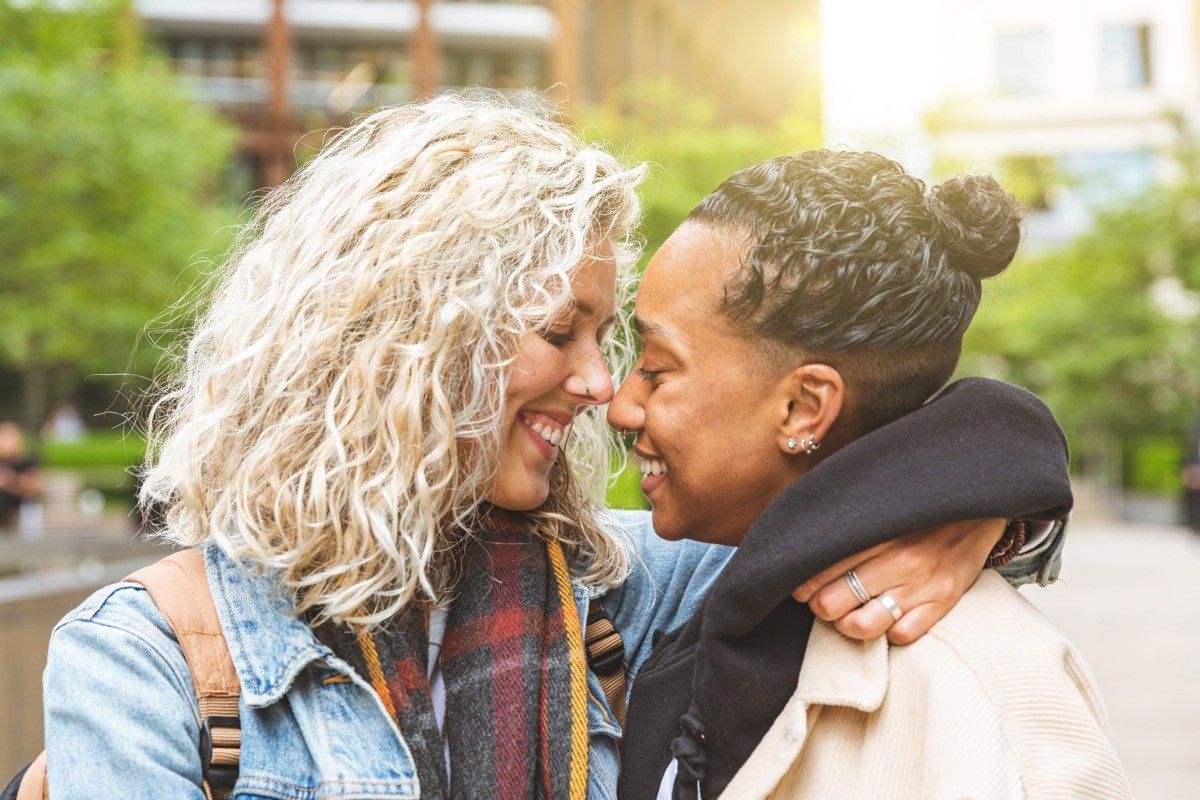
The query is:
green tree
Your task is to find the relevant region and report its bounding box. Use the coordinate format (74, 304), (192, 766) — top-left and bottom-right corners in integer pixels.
(579, 80), (821, 265)
(0, 0), (236, 428)
(961, 158), (1200, 483)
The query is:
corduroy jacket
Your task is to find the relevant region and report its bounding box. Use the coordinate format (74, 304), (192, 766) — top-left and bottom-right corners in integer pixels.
(715, 571), (1131, 800)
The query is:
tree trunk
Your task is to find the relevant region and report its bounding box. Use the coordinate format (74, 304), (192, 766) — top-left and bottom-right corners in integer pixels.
(21, 335), (50, 434)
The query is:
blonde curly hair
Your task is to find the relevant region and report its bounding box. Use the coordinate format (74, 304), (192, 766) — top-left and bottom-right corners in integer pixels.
(141, 95), (645, 627)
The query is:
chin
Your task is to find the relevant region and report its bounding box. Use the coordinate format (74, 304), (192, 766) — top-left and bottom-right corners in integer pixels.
(651, 505), (741, 546)
(489, 481), (551, 512)
(649, 506), (691, 541)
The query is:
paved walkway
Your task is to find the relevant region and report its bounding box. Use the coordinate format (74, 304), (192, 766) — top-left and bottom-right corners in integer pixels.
(1018, 519), (1200, 798)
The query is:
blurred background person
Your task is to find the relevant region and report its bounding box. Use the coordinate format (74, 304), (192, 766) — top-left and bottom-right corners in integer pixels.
(1184, 400), (1200, 533)
(41, 404), (85, 443)
(0, 422), (41, 534)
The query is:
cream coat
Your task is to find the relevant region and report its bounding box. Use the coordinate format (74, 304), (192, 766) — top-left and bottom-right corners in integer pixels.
(720, 571), (1131, 800)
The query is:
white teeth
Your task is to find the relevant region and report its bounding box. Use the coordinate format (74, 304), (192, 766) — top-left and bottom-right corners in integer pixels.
(522, 413), (566, 447)
(636, 455), (667, 477)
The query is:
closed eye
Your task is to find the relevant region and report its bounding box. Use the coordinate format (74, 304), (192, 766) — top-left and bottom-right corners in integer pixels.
(540, 328), (576, 348)
(635, 366), (660, 383)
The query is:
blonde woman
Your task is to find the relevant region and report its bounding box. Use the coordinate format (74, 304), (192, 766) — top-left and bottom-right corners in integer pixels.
(38, 98), (1060, 799)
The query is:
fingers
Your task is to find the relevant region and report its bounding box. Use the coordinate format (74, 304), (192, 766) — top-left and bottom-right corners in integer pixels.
(885, 602), (948, 646)
(799, 517), (1008, 643)
(807, 567), (874, 622)
(806, 543), (930, 622)
(833, 591), (904, 639)
(791, 542), (889, 603)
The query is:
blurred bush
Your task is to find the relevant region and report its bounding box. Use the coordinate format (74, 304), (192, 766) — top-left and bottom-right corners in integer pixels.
(606, 454), (648, 511)
(1126, 438), (1184, 493)
(41, 431), (147, 507)
(42, 432), (146, 469)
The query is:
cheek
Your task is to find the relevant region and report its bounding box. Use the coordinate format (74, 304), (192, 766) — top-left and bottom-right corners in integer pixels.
(506, 340), (568, 409)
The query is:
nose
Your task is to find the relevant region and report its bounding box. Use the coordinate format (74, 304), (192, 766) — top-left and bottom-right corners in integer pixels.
(606, 371), (645, 432)
(564, 344), (615, 406)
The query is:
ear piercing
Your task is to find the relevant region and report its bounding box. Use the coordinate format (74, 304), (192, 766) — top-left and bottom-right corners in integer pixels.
(787, 434), (820, 454)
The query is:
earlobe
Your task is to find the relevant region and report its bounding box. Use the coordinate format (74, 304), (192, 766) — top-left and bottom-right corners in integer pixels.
(778, 363), (843, 455)
(783, 433), (821, 455)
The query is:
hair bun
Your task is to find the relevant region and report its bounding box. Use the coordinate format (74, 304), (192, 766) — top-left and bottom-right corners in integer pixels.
(926, 175), (1022, 280)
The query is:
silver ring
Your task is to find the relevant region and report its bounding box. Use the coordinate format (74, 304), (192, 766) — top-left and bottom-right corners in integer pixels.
(877, 592), (903, 622)
(844, 569), (871, 605)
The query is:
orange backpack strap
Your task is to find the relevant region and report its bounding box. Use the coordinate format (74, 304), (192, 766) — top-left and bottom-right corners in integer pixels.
(126, 549), (241, 798)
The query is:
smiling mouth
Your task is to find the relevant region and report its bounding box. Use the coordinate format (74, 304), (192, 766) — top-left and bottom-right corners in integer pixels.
(635, 453), (667, 477)
(519, 411), (569, 448)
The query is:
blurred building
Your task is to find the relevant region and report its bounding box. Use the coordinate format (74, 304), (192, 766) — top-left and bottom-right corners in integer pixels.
(135, 0), (818, 188)
(928, 0), (1199, 245)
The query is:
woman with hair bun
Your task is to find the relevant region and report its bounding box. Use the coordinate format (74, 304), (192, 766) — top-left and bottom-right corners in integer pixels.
(612, 151), (1130, 799)
(37, 105), (1063, 799)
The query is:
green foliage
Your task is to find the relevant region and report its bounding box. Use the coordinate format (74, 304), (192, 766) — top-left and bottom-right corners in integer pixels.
(579, 80), (821, 266)
(605, 453), (649, 511)
(41, 431), (146, 468)
(0, 0), (236, 419)
(1126, 438), (1184, 492)
(961, 152), (1200, 474)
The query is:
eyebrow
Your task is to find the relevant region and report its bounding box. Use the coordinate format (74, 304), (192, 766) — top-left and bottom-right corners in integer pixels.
(633, 315), (680, 344)
(569, 299), (616, 329)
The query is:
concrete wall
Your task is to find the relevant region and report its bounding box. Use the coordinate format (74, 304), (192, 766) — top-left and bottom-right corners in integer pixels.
(0, 554), (163, 778)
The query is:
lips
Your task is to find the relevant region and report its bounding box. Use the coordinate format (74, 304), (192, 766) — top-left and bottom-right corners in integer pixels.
(518, 410), (571, 459)
(634, 450), (667, 495)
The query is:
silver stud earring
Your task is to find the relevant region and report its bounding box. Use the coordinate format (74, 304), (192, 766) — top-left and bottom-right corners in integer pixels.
(801, 434), (821, 455)
(786, 437), (798, 451)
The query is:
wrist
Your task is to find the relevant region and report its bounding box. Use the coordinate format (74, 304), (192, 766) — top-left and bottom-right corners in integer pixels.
(985, 519), (1027, 568)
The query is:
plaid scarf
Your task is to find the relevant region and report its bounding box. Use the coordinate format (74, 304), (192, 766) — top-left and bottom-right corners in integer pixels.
(321, 523), (589, 800)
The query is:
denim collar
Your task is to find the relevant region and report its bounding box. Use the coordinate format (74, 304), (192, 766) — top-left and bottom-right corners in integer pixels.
(203, 543), (335, 708)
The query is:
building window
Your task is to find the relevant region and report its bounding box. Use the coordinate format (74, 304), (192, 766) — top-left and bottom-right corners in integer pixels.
(996, 29), (1047, 96)
(1100, 24), (1152, 90)
(1060, 150), (1156, 204)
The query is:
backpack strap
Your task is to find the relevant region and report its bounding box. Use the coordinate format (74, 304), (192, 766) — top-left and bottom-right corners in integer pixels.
(126, 549), (241, 799)
(584, 599), (627, 726)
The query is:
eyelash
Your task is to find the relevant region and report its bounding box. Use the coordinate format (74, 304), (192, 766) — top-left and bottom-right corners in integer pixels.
(635, 366), (660, 384)
(541, 328), (576, 347)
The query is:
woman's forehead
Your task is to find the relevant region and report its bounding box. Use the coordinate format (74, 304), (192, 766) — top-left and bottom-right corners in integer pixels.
(569, 250), (618, 316)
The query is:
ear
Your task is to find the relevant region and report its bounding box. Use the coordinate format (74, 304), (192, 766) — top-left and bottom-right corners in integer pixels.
(774, 363), (844, 455)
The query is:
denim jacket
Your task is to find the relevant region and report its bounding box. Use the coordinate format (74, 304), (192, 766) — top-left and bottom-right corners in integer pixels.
(41, 511), (1064, 799)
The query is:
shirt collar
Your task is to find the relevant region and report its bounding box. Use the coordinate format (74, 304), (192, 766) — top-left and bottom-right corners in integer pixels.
(721, 621), (891, 798)
(794, 619), (889, 712)
(203, 543), (334, 708)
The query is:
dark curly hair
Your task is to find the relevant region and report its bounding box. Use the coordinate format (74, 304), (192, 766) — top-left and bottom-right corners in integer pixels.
(687, 149), (1023, 434)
